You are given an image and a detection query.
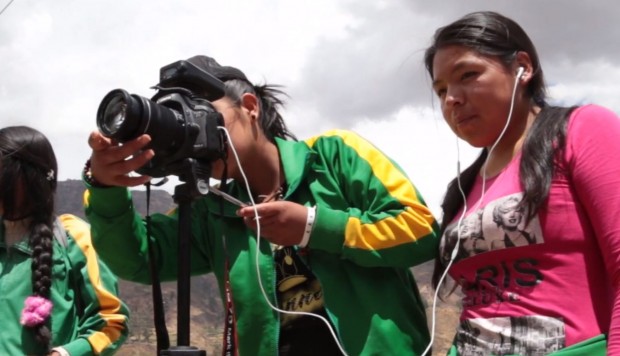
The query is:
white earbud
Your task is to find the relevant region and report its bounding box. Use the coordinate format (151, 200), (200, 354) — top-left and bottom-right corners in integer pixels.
(517, 66), (525, 79)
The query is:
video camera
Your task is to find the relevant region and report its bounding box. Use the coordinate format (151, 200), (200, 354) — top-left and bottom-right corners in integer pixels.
(96, 59), (228, 184)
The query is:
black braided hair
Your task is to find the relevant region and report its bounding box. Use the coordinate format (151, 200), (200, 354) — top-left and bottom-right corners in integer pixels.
(0, 126), (57, 350)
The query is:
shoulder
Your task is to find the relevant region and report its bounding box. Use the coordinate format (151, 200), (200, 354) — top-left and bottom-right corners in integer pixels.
(567, 104), (620, 134)
(304, 129), (373, 149)
(564, 104), (620, 167)
(57, 214), (91, 245)
(313, 129), (363, 140)
(303, 130), (386, 163)
(58, 214), (89, 231)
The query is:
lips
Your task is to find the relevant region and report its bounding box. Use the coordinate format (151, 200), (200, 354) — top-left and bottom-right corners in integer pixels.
(454, 113), (475, 127)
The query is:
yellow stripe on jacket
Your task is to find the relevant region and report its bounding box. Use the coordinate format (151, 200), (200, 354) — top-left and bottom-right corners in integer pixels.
(59, 214), (127, 353)
(306, 129), (436, 250)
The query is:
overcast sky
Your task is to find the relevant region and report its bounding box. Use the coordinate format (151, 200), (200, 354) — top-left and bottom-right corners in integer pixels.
(1, 0), (618, 217)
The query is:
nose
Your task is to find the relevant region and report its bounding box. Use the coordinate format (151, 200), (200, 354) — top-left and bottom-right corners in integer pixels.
(444, 86), (464, 108)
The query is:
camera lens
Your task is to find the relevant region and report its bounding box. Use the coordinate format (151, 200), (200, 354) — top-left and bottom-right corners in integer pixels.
(100, 95), (128, 136)
(97, 89), (144, 142)
(96, 87), (225, 178)
(96, 88), (192, 158)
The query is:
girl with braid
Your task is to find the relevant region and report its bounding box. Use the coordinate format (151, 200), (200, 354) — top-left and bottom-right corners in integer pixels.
(425, 11), (619, 355)
(84, 55), (439, 355)
(0, 126), (129, 355)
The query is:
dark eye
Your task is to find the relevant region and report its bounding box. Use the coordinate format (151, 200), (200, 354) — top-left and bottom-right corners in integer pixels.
(435, 88), (447, 98)
(461, 71), (477, 81)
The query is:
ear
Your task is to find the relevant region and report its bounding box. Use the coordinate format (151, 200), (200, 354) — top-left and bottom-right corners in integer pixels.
(514, 51), (534, 83)
(240, 93), (259, 121)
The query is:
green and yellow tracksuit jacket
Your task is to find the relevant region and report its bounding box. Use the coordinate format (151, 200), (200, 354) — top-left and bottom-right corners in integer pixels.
(85, 129), (439, 355)
(0, 214), (129, 356)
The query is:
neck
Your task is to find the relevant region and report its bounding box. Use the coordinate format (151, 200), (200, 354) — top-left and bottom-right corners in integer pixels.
(3, 218), (31, 246)
(239, 140), (285, 201)
(483, 104), (540, 177)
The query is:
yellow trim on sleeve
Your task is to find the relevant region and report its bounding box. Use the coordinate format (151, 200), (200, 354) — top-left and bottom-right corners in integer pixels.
(83, 190), (90, 208)
(346, 208), (436, 249)
(59, 214), (126, 353)
(306, 130), (436, 250)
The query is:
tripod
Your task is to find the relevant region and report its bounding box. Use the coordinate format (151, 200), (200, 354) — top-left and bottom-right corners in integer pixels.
(159, 159), (210, 356)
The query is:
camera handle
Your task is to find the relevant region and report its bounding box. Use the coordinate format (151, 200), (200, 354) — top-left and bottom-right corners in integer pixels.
(160, 159), (208, 356)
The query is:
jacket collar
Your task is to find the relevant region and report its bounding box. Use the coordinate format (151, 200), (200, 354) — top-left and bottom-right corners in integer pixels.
(204, 137), (317, 217)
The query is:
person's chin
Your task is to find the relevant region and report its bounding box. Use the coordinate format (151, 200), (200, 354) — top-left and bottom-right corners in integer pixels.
(460, 137), (488, 148)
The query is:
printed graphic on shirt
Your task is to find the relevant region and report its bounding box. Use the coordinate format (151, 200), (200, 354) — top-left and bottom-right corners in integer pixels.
(454, 315), (565, 355)
(458, 257), (543, 307)
(440, 193), (544, 265)
(274, 246), (341, 355)
(275, 246), (323, 324)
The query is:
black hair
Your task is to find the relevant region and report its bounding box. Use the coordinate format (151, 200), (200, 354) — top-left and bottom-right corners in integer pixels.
(424, 12), (577, 292)
(223, 79), (297, 142)
(0, 126), (57, 350)
(424, 11), (546, 107)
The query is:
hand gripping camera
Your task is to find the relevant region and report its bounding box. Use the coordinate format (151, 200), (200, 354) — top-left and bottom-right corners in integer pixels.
(96, 59), (228, 194)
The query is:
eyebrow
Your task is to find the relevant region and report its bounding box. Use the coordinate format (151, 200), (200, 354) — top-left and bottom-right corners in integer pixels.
(432, 61), (469, 88)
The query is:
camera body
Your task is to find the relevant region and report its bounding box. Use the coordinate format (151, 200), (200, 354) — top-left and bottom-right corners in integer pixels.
(96, 59), (228, 181)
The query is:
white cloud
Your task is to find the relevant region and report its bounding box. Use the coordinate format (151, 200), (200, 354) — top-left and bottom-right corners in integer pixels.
(0, 0), (618, 219)
(350, 105), (479, 217)
(546, 59), (620, 111)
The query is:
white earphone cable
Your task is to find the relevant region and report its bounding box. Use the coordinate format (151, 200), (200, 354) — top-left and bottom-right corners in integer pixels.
(217, 127), (349, 356)
(422, 69), (522, 355)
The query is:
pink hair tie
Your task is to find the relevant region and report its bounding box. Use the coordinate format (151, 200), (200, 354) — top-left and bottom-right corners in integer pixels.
(20, 296), (53, 327)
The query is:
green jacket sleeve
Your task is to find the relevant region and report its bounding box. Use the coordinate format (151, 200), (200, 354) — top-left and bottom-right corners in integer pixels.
(59, 214), (129, 356)
(83, 185), (211, 283)
(305, 130), (439, 267)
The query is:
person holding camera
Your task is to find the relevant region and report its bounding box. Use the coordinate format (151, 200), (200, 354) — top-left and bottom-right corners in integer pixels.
(83, 54), (439, 355)
(426, 11), (620, 355)
(0, 126), (129, 356)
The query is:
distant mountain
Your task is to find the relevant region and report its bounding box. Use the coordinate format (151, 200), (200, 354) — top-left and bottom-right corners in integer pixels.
(56, 179), (175, 220)
(55, 180), (460, 355)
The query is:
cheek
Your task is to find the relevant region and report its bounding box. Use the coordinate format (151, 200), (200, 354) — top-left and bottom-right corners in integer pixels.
(441, 111), (458, 135)
(210, 161), (225, 180)
(210, 153), (242, 180)
(440, 104), (449, 119)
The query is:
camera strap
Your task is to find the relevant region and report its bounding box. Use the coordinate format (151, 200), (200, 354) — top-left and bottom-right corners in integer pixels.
(222, 257), (239, 356)
(145, 183), (171, 353)
(219, 167), (239, 356)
